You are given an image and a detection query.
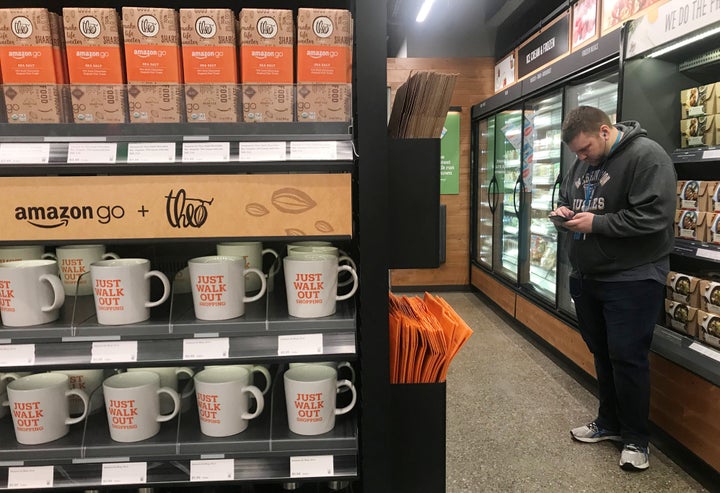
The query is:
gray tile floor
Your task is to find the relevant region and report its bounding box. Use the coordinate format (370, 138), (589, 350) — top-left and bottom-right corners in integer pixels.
(440, 291), (710, 493)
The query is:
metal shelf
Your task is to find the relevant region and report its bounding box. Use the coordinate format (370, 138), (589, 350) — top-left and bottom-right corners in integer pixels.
(672, 238), (720, 263)
(652, 325), (720, 387)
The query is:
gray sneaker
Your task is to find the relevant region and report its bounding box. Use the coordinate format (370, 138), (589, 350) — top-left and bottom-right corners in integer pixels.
(570, 421), (621, 443)
(620, 444), (650, 471)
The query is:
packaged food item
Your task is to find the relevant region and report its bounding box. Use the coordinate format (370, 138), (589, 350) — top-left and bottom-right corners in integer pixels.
(680, 115), (716, 148)
(700, 280), (720, 314)
(63, 8), (126, 123)
(677, 180), (711, 211)
(681, 83), (718, 118)
(665, 299), (698, 337)
(180, 8), (238, 123)
(666, 271), (701, 308)
(0, 8), (65, 123)
(239, 9), (294, 122)
(122, 7), (183, 123)
(698, 309), (720, 349)
(675, 210), (707, 241)
(296, 8), (353, 122)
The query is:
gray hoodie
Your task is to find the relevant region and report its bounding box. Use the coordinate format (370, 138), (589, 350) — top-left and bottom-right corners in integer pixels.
(558, 121), (676, 276)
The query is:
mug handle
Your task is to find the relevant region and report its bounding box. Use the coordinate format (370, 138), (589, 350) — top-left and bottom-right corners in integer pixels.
(335, 265), (358, 301)
(337, 361), (356, 384)
(175, 367), (196, 399)
(145, 270), (171, 308)
(102, 252), (120, 260)
(40, 274), (65, 312)
(243, 267), (267, 303)
(240, 385), (264, 420)
(334, 379), (357, 416)
(64, 388), (89, 425)
(263, 249), (280, 277)
(156, 387), (180, 422)
(41, 253), (57, 261)
(337, 255), (357, 287)
(250, 365), (272, 395)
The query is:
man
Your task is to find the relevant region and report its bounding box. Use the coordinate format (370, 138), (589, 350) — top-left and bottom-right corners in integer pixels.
(551, 106), (676, 471)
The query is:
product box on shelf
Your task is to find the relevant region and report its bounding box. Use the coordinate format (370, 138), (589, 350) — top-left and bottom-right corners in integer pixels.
(680, 115), (717, 148)
(666, 271), (701, 308)
(665, 299), (699, 337)
(296, 8), (353, 122)
(180, 8), (239, 123)
(700, 280), (720, 314)
(708, 182), (720, 213)
(676, 210), (707, 241)
(706, 213), (720, 245)
(677, 180), (712, 211)
(0, 8), (65, 123)
(122, 7), (183, 123)
(239, 9), (294, 122)
(63, 8), (127, 123)
(681, 83), (719, 118)
(698, 309), (720, 349)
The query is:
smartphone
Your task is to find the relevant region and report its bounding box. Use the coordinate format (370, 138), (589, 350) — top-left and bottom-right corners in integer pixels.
(548, 214), (571, 227)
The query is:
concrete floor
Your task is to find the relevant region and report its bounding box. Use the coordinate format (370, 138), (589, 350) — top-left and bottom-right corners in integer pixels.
(440, 291), (711, 493)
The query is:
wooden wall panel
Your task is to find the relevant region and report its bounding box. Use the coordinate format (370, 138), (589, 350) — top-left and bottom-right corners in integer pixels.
(388, 57), (494, 287)
(471, 266), (516, 317)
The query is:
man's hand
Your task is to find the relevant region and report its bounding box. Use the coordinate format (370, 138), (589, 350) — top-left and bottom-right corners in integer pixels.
(565, 212), (594, 233)
(550, 206), (575, 219)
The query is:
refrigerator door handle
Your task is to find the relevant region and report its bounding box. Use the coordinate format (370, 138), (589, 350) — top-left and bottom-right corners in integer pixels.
(551, 175), (562, 211)
(513, 177), (521, 215)
(488, 176), (497, 214)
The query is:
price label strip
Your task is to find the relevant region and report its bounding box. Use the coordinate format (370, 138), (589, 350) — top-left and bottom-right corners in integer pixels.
(0, 143), (50, 164)
(127, 142), (176, 163)
(238, 142), (287, 162)
(183, 337), (230, 360)
(190, 459), (235, 482)
(101, 462), (147, 486)
(7, 466), (54, 489)
(182, 142), (230, 162)
(689, 342), (720, 363)
(696, 248), (720, 261)
(0, 344), (35, 367)
(290, 141), (338, 161)
(290, 456), (334, 478)
(278, 334), (323, 356)
(91, 341), (138, 364)
(67, 143), (118, 163)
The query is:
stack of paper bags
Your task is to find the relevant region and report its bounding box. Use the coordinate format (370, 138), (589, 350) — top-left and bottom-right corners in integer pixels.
(389, 292), (473, 384)
(388, 71), (458, 139)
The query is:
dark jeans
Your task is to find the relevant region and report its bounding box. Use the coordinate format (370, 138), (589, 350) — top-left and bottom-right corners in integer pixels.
(570, 277), (663, 447)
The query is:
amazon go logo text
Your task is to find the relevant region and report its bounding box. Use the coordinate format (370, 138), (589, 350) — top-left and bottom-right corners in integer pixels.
(15, 204), (125, 229)
(313, 16), (333, 38)
(195, 17), (217, 39)
(11, 16), (33, 39)
(257, 17), (278, 39)
(80, 16), (101, 39)
(138, 15), (159, 37)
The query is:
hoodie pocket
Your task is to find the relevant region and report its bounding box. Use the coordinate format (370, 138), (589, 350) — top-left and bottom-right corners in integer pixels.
(569, 235), (616, 274)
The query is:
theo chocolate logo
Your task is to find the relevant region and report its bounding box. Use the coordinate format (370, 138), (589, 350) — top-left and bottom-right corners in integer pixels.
(313, 16), (333, 38)
(138, 15), (159, 37)
(79, 16), (101, 39)
(257, 17), (278, 39)
(165, 189), (214, 228)
(15, 204), (125, 229)
(195, 17), (217, 39)
(11, 16), (33, 39)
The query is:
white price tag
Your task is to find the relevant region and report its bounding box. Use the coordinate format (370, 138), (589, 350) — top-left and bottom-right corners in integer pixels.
(238, 142), (287, 162)
(183, 337), (229, 360)
(696, 248), (720, 261)
(182, 142), (230, 162)
(190, 459), (235, 482)
(290, 456), (334, 478)
(67, 143), (117, 163)
(0, 344), (35, 366)
(278, 334), (323, 356)
(290, 141), (338, 161)
(91, 341), (138, 363)
(127, 142), (176, 163)
(7, 466), (54, 489)
(703, 149), (720, 160)
(689, 342), (720, 363)
(0, 143), (50, 164)
(101, 462), (147, 485)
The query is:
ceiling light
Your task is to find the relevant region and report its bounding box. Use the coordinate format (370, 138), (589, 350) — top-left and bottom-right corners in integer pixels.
(416, 0), (436, 22)
(647, 25), (720, 58)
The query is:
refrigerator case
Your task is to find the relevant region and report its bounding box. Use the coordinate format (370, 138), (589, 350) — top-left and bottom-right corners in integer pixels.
(475, 116), (496, 269)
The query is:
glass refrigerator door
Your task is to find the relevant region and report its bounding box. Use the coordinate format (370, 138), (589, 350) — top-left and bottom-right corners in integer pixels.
(522, 92), (563, 303)
(475, 116), (496, 269)
(495, 109), (523, 283)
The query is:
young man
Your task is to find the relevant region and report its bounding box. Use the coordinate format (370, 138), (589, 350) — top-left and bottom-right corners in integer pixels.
(551, 106), (676, 471)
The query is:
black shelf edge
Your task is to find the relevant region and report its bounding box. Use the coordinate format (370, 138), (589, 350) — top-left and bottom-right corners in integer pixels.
(672, 238), (720, 262)
(671, 146), (720, 163)
(651, 324), (720, 387)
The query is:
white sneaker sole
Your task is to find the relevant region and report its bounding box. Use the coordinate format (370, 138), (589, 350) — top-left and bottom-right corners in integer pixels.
(571, 431), (622, 443)
(620, 460), (649, 471)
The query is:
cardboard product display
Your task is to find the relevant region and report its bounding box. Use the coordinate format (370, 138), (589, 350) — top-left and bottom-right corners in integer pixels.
(49, 12), (70, 123)
(700, 280), (720, 315)
(296, 8), (353, 122)
(698, 309), (720, 349)
(710, 182), (720, 213)
(677, 180), (711, 211)
(666, 271), (701, 308)
(122, 7), (183, 123)
(675, 210), (706, 241)
(0, 8), (65, 123)
(63, 8), (127, 123)
(706, 213), (720, 246)
(180, 8), (239, 123)
(680, 115), (716, 148)
(239, 9), (294, 122)
(681, 83), (719, 118)
(665, 299), (698, 338)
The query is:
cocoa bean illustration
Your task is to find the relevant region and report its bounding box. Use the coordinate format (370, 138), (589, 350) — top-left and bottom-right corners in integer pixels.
(315, 220), (334, 233)
(271, 188), (317, 214)
(246, 203), (270, 217)
(285, 228), (306, 236)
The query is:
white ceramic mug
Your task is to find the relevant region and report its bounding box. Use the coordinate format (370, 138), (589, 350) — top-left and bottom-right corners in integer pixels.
(0, 245), (52, 264)
(289, 361), (355, 387)
(216, 242), (279, 293)
(283, 365), (356, 436)
(283, 254), (358, 318)
(0, 259), (65, 327)
(287, 246), (357, 288)
(128, 367), (195, 414)
(103, 371), (180, 443)
(205, 364), (272, 395)
(3, 373), (89, 445)
(51, 369), (105, 415)
(194, 366), (265, 437)
(188, 256), (266, 321)
(90, 258), (170, 325)
(0, 372), (31, 418)
(49, 245), (119, 296)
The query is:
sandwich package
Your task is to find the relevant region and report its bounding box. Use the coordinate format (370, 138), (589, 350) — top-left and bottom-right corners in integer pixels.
(666, 271), (701, 308)
(665, 299), (698, 337)
(675, 210), (707, 241)
(677, 180), (711, 211)
(698, 309), (720, 349)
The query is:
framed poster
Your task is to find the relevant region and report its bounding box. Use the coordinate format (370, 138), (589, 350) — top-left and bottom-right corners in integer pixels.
(602, 0), (666, 35)
(572, 0), (599, 50)
(517, 12), (570, 80)
(494, 52), (516, 92)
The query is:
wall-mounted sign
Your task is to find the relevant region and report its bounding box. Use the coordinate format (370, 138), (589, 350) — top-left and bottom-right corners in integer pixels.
(517, 12), (570, 79)
(0, 174), (352, 242)
(494, 52), (516, 92)
(572, 0), (599, 50)
(440, 112), (460, 195)
(602, 0), (666, 35)
(626, 0), (720, 58)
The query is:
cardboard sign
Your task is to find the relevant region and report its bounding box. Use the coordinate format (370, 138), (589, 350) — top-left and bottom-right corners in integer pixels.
(0, 174), (351, 241)
(517, 13), (570, 79)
